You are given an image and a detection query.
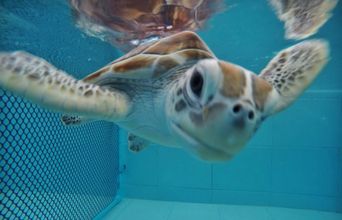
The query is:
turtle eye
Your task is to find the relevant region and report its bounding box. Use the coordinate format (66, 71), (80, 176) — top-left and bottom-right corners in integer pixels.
(190, 70), (203, 98)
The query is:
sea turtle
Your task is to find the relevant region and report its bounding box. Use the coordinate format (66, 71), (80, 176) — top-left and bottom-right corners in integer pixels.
(0, 31), (329, 161)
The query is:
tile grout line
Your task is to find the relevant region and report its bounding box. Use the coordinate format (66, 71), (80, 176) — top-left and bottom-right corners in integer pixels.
(165, 202), (175, 220)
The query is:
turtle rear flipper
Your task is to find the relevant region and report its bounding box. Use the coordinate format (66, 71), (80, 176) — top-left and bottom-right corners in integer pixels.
(0, 51), (131, 121)
(128, 133), (151, 153)
(260, 40), (329, 115)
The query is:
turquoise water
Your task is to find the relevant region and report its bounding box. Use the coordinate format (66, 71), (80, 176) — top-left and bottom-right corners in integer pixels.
(120, 0), (342, 213)
(0, 0), (341, 219)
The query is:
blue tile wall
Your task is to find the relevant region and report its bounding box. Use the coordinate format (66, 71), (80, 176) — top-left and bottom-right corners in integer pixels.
(158, 147), (211, 189)
(120, 0), (342, 213)
(212, 190), (270, 206)
(212, 148), (272, 192)
(271, 148), (341, 197)
(125, 148), (159, 186)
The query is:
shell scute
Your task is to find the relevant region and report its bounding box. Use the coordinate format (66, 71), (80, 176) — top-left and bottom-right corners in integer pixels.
(144, 31), (212, 55)
(82, 31), (215, 84)
(112, 55), (155, 73)
(153, 57), (180, 77)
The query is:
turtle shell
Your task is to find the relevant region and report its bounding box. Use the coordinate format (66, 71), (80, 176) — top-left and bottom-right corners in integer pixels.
(70, 0), (225, 51)
(82, 31), (215, 84)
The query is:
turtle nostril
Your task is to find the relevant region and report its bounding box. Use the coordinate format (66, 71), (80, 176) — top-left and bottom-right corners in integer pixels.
(233, 104), (242, 114)
(248, 111), (255, 120)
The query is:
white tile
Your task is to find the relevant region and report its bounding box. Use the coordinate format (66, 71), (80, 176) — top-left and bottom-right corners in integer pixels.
(100, 199), (131, 220)
(212, 190), (270, 206)
(167, 202), (220, 220)
(219, 205), (270, 220)
(268, 207), (342, 220)
(157, 186), (211, 203)
(270, 193), (341, 213)
(101, 199), (342, 220)
(117, 199), (173, 220)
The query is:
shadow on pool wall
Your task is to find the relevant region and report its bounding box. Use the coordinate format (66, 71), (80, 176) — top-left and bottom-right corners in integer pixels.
(0, 0), (122, 219)
(119, 0), (342, 213)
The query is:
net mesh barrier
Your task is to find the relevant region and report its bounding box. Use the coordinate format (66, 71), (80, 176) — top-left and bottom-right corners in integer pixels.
(0, 89), (120, 219)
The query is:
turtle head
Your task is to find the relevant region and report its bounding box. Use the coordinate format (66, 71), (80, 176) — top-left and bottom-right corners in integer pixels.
(167, 59), (271, 161)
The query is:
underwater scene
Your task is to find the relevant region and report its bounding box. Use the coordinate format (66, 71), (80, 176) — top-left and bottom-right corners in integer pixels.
(0, 0), (341, 219)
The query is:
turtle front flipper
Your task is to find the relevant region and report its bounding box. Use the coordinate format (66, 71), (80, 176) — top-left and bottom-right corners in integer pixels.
(0, 51), (131, 121)
(269, 0), (338, 40)
(260, 39), (329, 115)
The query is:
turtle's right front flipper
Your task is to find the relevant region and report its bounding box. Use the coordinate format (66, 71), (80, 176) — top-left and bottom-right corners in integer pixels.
(259, 39), (329, 116)
(0, 51), (131, 121)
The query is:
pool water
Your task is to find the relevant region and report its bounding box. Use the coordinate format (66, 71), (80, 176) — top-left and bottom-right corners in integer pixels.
(0, 0), (341, 219)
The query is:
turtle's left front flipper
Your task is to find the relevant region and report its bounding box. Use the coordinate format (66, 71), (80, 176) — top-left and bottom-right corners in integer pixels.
(0, 51), (131, 121)
(259, 39), (329, 116)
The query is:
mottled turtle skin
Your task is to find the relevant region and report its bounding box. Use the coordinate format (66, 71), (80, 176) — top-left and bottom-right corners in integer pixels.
(0, 31), (329, 161)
